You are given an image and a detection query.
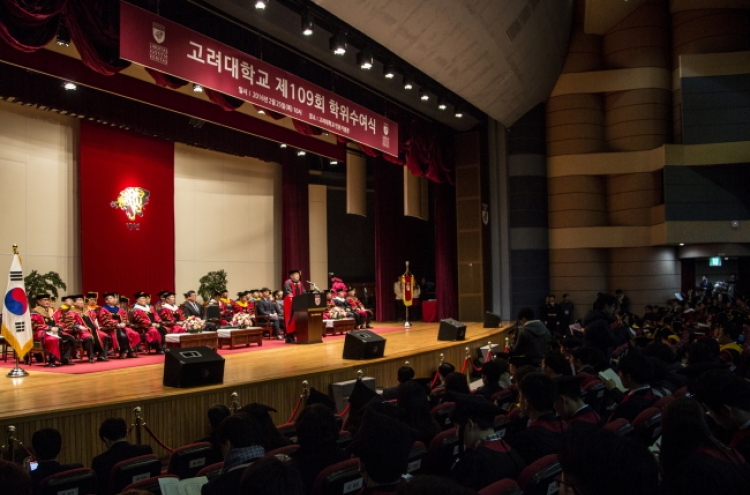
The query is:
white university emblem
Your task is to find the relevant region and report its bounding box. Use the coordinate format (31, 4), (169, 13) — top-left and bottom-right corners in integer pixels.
(152, 23), (165, 44)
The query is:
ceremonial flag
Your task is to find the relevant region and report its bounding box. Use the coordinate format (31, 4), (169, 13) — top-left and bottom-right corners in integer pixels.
(402, 275), (414, 307)
(1, 254), (33, 359)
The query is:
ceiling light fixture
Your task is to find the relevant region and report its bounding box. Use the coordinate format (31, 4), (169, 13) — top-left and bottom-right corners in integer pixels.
(403, 75), (414, 90)
(280, 144), (287, 148)
(193, 83), (203, 92)
(329, 34), (346, 55)
(438, 97), (447, 110)
(255, 0), (268, 10)
(357, 47), (373, 70)
(257, 109), (266, 115)
(63, 82), (77, 90)
(383, 63), (395, 79)
(301, 11), (314, 36)
(297, 150), (307, 156)
(455, 106), (463, 118)
(419, 88), (429, 101)
(330, 160), (338, 165)
(56, 23), (70, 47)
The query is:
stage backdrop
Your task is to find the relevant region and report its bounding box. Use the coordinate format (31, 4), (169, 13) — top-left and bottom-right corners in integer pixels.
(80, 121), (175, 301)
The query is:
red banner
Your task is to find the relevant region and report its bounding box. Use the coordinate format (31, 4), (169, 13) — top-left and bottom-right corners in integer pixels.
(119, 1), (399, 157)
(402, 275), (413, 307)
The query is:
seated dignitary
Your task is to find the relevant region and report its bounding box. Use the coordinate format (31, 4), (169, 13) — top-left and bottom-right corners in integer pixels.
(29, 293), (75, 366)
(346, 287), (374, 329)
(181, 290), (204, 318)
(92, 418), (153, 495)
(449, 393), (525, 491)
(98, 292), (139, 359)
(131, 292), (166, 354)
(333, 288), (360, 325)
(255, 288), (283, 339)
(158, 292), (187, 333)
(29, 428), (83, 492)
(69, 295), (111, 362)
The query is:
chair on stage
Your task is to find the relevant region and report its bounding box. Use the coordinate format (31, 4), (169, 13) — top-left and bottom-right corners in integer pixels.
(311, 458), (363, 495)
(516, 454), (562, 495)
(108, 454), (162, 495)
(37, 468), (97, 495)
(425, 427), (460, 475)
(121, 474), (179, 495)
(196, 462), (224, 481)
(166, 442), (215, 479)
(478, 478), (523, 495)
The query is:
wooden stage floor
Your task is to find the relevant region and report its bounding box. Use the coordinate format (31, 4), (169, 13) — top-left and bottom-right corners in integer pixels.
(0, 321), (513, 464)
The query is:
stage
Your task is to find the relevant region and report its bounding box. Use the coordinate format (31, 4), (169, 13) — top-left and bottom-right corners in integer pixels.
(0, 321), (513, 465)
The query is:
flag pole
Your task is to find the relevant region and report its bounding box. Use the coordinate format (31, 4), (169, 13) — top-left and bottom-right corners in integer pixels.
(5, 244), (29, 378)
(404, 261), (412, 328)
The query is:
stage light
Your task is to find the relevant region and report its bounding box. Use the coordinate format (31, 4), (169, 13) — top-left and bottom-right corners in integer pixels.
(403, 75), (413, 90)
(357, 47), (373, 70)
(63, 82), (77, 90)
(301, 11), (314, 36)
(255, 0), (268, 10)
(419, 88), (429, 101)
(297, 150), (307, 156)
(455, 106), (463, 118)
(383, 63), (395, 79)
(56, 24), (70, 47)
(280, 143), (287, 148)
(438, 97), (447, 110)
(193, 83), (203, 92)
(329, 34), (346, 55)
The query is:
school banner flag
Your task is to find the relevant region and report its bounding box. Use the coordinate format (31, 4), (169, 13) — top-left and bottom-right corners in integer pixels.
(401, 275), (414, 307)
(1, 254), (34, 359)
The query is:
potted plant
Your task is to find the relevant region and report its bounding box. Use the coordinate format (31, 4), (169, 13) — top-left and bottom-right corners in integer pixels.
(198, 269), (228, 304)
(24, 270), (67, 306)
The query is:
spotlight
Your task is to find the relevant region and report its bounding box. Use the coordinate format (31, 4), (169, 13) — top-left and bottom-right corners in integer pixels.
(330, 160), (338, 165)
(301, 11), (314, 36)
(383, 63), (395, 79)
(419, 88), (429, 101)
(297, 150), (307, 156)
(56, 23), (70, 47)
(403, 75), (413, 90)
(455, 106), (463, 118)
(63, 82), (77, 90)
(193, 83), (203, 92)
(280, 144), (287, 148)
(255, 0), (268, 9)
(438, 97), (447, 110)
(357, 47), (373, 70)
(329, 34), (346, 55)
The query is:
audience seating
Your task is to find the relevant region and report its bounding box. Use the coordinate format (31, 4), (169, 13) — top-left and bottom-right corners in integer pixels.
(121, 474), (179, 495)
(478, 478), (523, 495)
(673, 386), (689, 398)
(425, 427), (460, 475)
(430, 402), (456, 430)
(516, 454), (561, 495)
(276, 422), (297, 442)
(108, 454), (162, 495)
(603, 418), (634, 437)
(631, 407), (662, 446)
(576, 373), (599, 387)
(265, 444), (300, 458)
(652, 395), (676, 410)
(311, 458), (363, 495)
(37, 468), (97, 495)
(581, 380), (607, 415)
(337, 430), (353, 449)
(195, 462), (223, 480)
(406, 441), (427, 475)
(493, 389), (515, 412)
(493, 415), (511, 438)
(166, 441), (215, 479)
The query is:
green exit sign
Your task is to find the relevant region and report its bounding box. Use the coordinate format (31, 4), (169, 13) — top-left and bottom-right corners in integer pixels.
(709, 257), (722, 267)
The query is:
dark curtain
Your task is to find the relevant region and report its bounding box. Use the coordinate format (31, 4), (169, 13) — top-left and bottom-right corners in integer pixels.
(204, 88), (244, 111)
(374, 158), (403, 322)
(434, 182), (458, 320)
(281, 148), (310, 286)
(145, 67), (187, 89)
(65, 0), (129, 75)
(0, 0), (64, 52)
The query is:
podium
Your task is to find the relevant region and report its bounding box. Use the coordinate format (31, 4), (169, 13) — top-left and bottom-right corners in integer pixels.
(292, 291), (327, 344)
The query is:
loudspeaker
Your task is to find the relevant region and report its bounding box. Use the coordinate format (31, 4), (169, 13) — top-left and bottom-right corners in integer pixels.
(484, 311), (501, 328)
(342, 331), (386, 360)
(438, 318), (466, 341)
(163, 347), (225, 388)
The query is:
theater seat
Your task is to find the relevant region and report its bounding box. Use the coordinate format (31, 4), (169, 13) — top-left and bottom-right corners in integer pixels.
(581, 380), (606, 416)
(478, 478), (523, 495)
(652, 395), (676, 410)
(121, 474), (179, 495)
(276, 422), (297, 442)
(265, 444), (300, 458)
(37, 468), (97, 495)
(425, 427), (460, 475)
(517, 454), (561, 495)
(108, 454), (162, 495)
(195, 462), (223, 480)
(493, 389), (515, 412)
(673, 386), (689, 398)
(631, 407), (662, 446)
(166, 441), (215, 479)
(337, 430), (353, 449)
(311, 458), (363, 495)
(430, 402), (456, 430)
(603, 418), (633, 437)
(406, 441), (427, 475)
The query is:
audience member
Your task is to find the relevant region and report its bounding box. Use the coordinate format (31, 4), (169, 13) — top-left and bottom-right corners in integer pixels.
(473, 360), (504, 401)
(433, 363), (455, 390)
(442, 372), (470, 395)
(201, 414), (264, 495)
(659, 398), (750, 495)
(554, 376), (600, 426)
(383, 365), (416, 401)
(541, 350), (572, 379)
(449, 393), (525, 491)
(512, 307), (552, 366)
(196, 404), (231, 463)
(604, 349), (656, 423)
(582, 294), (618, 357)
(30, 428), (83, 491)
(568, 347), (606, 376)
(237, 403), (291, 452)
(396, 380), (441, 446)
(92, 418), (153, 495)
(396, 475), (477, 495)
(0, 460), (32, 495)
(290, 404), (348, 494)
(240, 456), (305, 495)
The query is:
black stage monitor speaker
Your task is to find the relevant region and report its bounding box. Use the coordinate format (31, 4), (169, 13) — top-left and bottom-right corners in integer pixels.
(484, 312), (502, 328)
(343, 331), (386, 360)
(163, 346), (225, 388)
(438, 318), (466, 341)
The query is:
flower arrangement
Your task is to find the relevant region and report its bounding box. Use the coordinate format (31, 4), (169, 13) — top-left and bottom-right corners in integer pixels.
(232, 313), (254, 328)
(330, 306), (347, 320)
(184, 316), (205, 333)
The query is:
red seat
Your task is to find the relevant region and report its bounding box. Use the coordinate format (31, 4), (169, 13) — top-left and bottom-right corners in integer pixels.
(265, 444), (300, 458)
(673, 386), (689, 398)
(195, 461), (223, 480)
(121, 474), (179, 495)
(652, 395), (676, 410)
(166, 441), (216, 479)
(478, 478), (522, 495)
(37, 468), (97, 495)
(493, 389), (515, 412)
(603, 418), (633, 437)
(506, 407), (522, 422)
(581, 380), (606, 416)
(517, 454), (561, 495)
(276, 422), (297, 441)
(406, 441), (427, 475)
(631, 407), (662, 446)
(425, 427), (460, 475)
(430, 402), (456, 430)
(577, 372), (598, 387)
(108, 454), (162, 495)
(337, 430), (353, 449)
(311, 458), (363, 495)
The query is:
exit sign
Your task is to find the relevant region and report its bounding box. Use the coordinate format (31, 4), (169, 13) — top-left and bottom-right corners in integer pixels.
(709, 257), (722, 267)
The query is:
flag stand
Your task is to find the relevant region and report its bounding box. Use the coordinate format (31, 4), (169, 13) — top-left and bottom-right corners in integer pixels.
(402, 261), (412, 328)
(6, 355), (28, 378)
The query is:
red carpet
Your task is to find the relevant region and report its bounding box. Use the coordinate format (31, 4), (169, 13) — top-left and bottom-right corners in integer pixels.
(0, 327), (405, 375)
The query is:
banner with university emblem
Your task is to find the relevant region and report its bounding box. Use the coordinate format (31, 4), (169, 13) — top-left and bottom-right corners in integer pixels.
(401, 275), (414, 307)
(1, 253), (33, 359)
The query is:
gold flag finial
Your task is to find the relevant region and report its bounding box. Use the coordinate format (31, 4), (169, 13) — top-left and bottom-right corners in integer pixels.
(12, 244), (18, 254)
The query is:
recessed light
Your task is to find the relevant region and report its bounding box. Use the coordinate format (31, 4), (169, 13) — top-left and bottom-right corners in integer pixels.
(280, 144), (287, 148)
(679, 243), (685, 246)
(329, 34), (346, 55)
(301, 11), (314, 36)
(193, 83), (203, 92)
(297, 150), (306, 156)
(63, 82), (77, 90)
(255, 1), (268, 10)
(383, 63), (395, 79)
(419, 89), (429, 101)
(403, 75), (413, 90)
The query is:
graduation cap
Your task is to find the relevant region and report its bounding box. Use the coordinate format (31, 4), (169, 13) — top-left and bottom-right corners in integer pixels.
(134, 291), (148, 299)
(69, 294), (84, 301)
(35, 293), (50, 301)
(119, 296), (130, 304)
(237, 291), (247, 298)
(306, 387), (337, 411)
(86, 292), (98, 300)
(288, 269), (301, 276)
(348, 379), (380, 410)
(347, 286), (355, 292)
(164, 291), (176, 298)
(103, 292), (117, 300)
(449, 393), (502, 425)
(60, 295), (73, 302)
(158, 290), (170, 299)
(238, 403), (277, 422)
(347, 409), (416, 483)
(555, 375), (585, 399)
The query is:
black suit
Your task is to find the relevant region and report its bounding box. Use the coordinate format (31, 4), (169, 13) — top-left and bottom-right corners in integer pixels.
(91, 441), (153, 495)
(181, 301), (203, 318)
(31, 461), (83, 493)
(255, 298), (281, 337)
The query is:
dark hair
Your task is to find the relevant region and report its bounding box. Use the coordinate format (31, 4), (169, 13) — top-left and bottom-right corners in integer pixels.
(720, 321), (741, 341)
(514, 365), (537, 387)
(31, 428), (62, 461)
(561, 336), (583, 351)
(396, 475), (479, 495)
(617, 350), (653, 386)
(615, 289), (623, 295)
(99, 418), (128, 442)
(691, 370), (750, 412)
(563, 293), (569, 298)
(237, 404), (287, 451)
(543, 350), (572, 376)
(0, 460), (32, 495)
(217, 413), (262, 449)
(437, 362), (455, 378)
(480, 360), (503, 382)
(397, 381), (440, 440)
(559, 429), (658, 495)
(687, 339), (720, 366)
(240, 456), (305, 495)
(594, 294), (618, 310)
(443, 372), (470, 394)
(207, 404), (231, 432)
(518, 372), (557, 412)
(295, 404), (339, 448)
(397, 366), (416, 383)
(570, 347), (607, 371)
(643, 342), (676, 364)
(517, 307), (534, 321)
(184, 290), (195, 297)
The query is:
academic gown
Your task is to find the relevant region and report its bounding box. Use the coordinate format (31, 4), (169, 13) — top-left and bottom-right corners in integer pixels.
(451, 439), (526, 492)
(505, 413), (567, 465)
(660, 450), (750, 495)
(283, 279), (305, 334)
(97, 305), (141, 352)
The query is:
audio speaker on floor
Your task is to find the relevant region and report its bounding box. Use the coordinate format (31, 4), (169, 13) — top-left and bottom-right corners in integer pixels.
(342, 331), (386, 360)
(484, 312), (502, 328)
(438, 318), (466, 341)
(163, 346), (225, 388)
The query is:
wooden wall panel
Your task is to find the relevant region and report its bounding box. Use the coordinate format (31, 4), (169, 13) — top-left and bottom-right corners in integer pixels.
(607, 171), (663, 226)
(672, 9), (750, 69)
(608, 246), (681, 314)
(605, 89), (672, 151)
(549, 248), (608, 320)
(547, 94), (605, 156)
(548, 175), (607, 228)
(603, 0), (671, 69)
